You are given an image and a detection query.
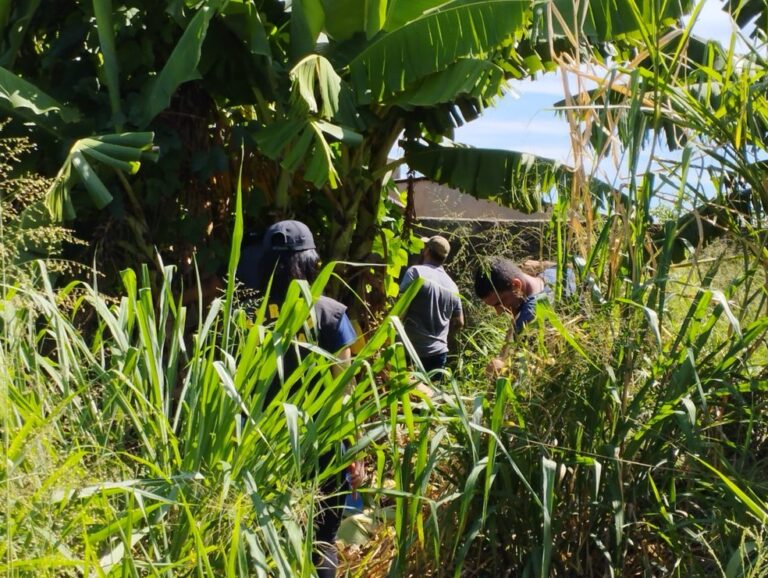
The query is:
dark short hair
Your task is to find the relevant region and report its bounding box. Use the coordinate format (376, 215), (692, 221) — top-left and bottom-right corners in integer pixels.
(426, 245), (448, 265)
(474, 258), (524, 299)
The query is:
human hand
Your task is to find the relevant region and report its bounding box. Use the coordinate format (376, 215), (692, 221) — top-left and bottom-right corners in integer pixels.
(486, 357), (506, 377)
(347, 460), (367, 490)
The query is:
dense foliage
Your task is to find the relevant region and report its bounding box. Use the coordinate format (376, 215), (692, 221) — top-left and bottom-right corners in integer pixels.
(0, 0), (696, 308)
(2, 0), (768, 577)
(2, 232), (766, 577)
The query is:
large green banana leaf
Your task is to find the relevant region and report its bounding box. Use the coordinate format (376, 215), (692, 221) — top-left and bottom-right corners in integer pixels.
(0, 67), (80, 124)
(135, 0), (222, 127)
(403, 141), (561, 213)
(388, 59), (507, 108)
(345, 0), (694, 106)
(290, 0), (325, 61)
(384, 0), (457, 30)
(289, 55), (342, 119)
(92, 0), (122, 125)
(348, 0), (530, 102)
(255, 117), (362, 189)
(315, 0), (453, 42)
(219, 0), (271, 58)
(541, 0), (695, 43)
(403, 141), (616, 213)
(320, 0), (387, 40)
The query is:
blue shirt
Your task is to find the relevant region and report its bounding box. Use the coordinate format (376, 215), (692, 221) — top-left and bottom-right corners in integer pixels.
(327, 313), (356, 352)
(514, 267), (576, 333)
(312, 296), (357, 353)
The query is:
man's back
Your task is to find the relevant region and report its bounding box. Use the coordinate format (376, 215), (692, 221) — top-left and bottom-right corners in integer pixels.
(400, 264), (461, 358)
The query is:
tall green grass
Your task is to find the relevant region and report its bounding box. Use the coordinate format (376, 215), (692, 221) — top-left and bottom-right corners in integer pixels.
(2, 192), (767, 578)
(0, 258), (455, 576)
(4, 9), (768, 575)
(388, 5), (768, 575)
(392, 238), (766, 577)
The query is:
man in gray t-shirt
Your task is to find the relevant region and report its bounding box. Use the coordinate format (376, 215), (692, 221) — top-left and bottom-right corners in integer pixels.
(399, 236), (464, 372)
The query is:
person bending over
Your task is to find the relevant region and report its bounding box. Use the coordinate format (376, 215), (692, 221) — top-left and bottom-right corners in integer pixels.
(474, 258), (574, 374)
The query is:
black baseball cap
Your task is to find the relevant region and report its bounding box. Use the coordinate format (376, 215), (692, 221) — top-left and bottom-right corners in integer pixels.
(263, 220), (316, 252)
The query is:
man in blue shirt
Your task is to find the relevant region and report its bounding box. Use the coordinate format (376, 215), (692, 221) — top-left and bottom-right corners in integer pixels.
(474, 258), (575, 374)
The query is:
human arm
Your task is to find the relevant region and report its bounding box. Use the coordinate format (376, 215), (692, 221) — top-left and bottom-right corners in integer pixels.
(330, 315), (367, 489)
(449, 302), (465, 358)
(450, 304), (464, 331)
(398, 266), (418, 293)
(521, 259), (556, 275)
(331, 346), (352, 378)
(486, 312), (518, 376)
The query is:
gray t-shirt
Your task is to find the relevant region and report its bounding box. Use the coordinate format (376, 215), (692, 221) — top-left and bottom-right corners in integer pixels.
(399, 264), (462, 357)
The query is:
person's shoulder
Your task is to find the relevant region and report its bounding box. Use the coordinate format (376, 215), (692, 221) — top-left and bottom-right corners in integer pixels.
(315, 296), (356, 350)
(315, 296), (348, 327)
(437, 268), (460, 292)
(316, 295), (346, 312)
(400, 265), (422, 281)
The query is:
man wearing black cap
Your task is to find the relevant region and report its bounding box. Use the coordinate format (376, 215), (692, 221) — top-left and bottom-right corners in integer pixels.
(399, 235), (464, 375)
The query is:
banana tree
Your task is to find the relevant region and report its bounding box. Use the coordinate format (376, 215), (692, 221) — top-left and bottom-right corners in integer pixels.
(0, 0), (232, 278)
(238, 0), (697, 315)
(0, 0), (697, 301)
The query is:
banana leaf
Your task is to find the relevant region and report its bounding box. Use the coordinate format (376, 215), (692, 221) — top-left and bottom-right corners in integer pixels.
(0, 66), (80, 123)
(135, 1), (222, 128)
(348, 0), (529, 102)
(220, 0), (271, 58)
(92, 0), (122, 125)
(388, 59), (507, 108)
(403, 141), (555, 213)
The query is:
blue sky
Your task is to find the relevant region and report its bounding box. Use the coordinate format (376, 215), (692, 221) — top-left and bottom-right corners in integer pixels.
(452, 0), (744, 187)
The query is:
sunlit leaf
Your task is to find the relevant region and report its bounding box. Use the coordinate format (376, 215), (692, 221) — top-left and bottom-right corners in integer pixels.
(349, 0), (529, 102)
(136, 2), (221, 127)
(0, 66), (80, 123)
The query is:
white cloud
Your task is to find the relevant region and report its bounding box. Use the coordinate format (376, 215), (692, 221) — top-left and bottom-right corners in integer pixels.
(511, 144), (574, 162)
(684, 0), (752, 51)
(510, 74), (566, 97)
(686, 0), (733, 43)
(509, 70), (600, 98)
(458, 118), (570, 137)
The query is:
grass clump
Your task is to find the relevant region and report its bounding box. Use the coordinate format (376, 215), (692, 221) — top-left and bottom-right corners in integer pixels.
(0, 132), (85, 289)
